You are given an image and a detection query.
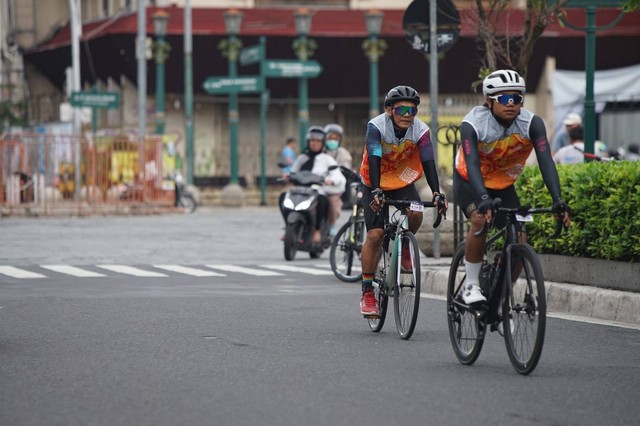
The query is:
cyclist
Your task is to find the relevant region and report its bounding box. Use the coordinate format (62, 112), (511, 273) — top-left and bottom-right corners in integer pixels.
(359, 85), (448, 317)
(323, 123), (352, 237)
(281, 126), (346, 245)
(455, 69), (571, 305)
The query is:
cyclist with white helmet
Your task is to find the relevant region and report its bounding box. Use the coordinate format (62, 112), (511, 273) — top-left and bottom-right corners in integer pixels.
(455, 69), (571, 305)
(359, 85), (448, 317)
(323, 123), (352, 237)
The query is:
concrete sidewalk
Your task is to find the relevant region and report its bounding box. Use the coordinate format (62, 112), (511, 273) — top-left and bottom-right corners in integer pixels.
(420, 256), (640, 328)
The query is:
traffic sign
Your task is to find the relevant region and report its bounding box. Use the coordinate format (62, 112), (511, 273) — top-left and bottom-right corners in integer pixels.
(239, 45), (261, 66)
(202, 76), (263, 94)
(264, 60), (323, 78)
(70, 91), (120, 109)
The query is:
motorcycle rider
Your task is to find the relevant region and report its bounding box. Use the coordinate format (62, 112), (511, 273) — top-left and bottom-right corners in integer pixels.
(323, 123), (352, 237)
(280, 126), (346, 245)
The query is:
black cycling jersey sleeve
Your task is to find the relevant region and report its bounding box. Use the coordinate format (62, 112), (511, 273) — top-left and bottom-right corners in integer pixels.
(530, 115), (562, 202)
(368, 155), (381, 189)
(459, 121), (490, 200)
(421, 159), (440, 195)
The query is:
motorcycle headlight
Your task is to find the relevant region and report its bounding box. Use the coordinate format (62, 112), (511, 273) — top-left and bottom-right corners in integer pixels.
(295, 199), (312, 211)
(283, 198), (294, 209)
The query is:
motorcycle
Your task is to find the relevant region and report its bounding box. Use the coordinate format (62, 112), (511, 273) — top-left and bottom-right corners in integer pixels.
(172, 170), (197, 213)
(280, 165), (337, 261)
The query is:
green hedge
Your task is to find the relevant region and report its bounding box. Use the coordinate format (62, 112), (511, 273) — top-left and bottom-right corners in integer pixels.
(516, 161), (640, 262)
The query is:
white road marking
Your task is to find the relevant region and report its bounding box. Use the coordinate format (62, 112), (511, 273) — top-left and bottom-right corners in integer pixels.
(0, 266), (46, 279)
(153, 265), (226, 277)
(40, 265), (106, 277)
(204, 264), (284, 276)
(260, 264), (335, 275)
(96, 265), (168, 277)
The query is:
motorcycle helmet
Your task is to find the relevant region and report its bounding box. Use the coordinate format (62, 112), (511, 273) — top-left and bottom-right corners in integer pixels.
(323, 123), (343, 151)
(482, 69), (526, 96)
(384, 85), (420, 107)
(306, 126), (326, 150)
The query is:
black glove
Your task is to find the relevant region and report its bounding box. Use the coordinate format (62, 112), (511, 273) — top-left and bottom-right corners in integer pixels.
(432, 192), (446, 204)
(552, 199), (570, 215)
(371, 187), (384, 201)
(477, 196), (494, 214)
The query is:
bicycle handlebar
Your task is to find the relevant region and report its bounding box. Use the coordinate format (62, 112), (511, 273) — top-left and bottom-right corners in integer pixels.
(473, 197), (565, 238)
(384, 198), (444, 229)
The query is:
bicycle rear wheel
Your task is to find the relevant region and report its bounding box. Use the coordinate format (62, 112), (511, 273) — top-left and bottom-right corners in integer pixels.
(393, 231), (421, 340)
(503, 243), (546, 375)
(368, 241), (389, 332)
(329, 219), (364, 282)
(446, 243), (485, 365)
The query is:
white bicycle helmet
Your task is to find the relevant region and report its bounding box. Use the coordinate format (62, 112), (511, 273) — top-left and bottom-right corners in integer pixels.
(482, 70), (526, 96)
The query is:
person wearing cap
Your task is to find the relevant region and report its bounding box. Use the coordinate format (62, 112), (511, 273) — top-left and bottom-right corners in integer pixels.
(323, 123), (352, 237)
(358, 85), (448, 317)
(552, 112), (582, 155)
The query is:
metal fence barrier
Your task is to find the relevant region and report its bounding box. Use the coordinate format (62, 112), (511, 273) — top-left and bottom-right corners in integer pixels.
(1, 133), (176, 216)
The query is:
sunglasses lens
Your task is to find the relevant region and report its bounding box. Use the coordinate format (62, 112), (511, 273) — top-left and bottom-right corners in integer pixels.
(496, 94), (523, 105)
(394, 106), (417, 116)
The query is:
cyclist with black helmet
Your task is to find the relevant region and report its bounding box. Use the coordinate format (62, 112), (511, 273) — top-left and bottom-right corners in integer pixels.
(455, 69), (571, 305)
(281, 126), (346, 245)
(359, 85), (448, 317)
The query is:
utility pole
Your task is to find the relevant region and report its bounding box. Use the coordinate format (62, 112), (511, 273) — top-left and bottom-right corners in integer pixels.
(184, 0), (194, 184)
(137, 0), (147, 174)
(68, 0), (81, 200)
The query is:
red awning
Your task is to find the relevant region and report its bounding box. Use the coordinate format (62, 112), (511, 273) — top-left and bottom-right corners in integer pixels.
(36, 5), (640, 52)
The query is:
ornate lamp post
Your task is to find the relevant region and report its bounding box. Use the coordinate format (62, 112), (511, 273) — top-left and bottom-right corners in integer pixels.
(363, 10), (386, 119)
(152, 9), (170, 135)
(293, 8), (316, 151)
(220, 9), (243, 185)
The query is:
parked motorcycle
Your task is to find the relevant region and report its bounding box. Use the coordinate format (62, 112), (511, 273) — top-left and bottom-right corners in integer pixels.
(280, 165), (337, 261)
(172, 170), (197, 213)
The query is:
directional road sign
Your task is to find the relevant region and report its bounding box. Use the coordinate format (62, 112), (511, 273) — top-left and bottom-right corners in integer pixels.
(203, 76), (263, 94)
(264, 60), (323, 78)
(70, 91), (120, 109)
(239, 45), (261, 66)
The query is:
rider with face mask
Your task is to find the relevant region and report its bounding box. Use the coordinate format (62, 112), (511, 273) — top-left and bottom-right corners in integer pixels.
(323, 123), (352, 237)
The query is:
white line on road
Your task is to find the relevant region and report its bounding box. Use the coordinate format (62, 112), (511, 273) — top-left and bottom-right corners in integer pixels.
(204, 264), (284, 276)
(260, 264), (336, 275)
(40, 265), (107, 277)
(0, 266), (46, 279)
(153, 265), (226, 277)
(96, 265), (168, 277)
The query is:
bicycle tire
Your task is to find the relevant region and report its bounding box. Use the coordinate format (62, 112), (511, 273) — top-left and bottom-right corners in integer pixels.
(329, 219), (364, 282)
(502, 243), (546, 375)
(393, 231), (421, 340)
(368, 240), (389, 332)
(446, 243), (485, 365)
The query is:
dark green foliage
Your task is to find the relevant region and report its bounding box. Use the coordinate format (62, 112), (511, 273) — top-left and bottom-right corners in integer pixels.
(516, 161), (640, 262)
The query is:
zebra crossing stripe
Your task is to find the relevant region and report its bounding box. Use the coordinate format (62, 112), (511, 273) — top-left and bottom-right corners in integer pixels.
(153, 265), (226, 277)
(260, 264), (335, 275)
(0, 266), (46, 279)
(96, 265), (168, 277)
(204, 264), (284, 276)
(40, 265), (106, 277)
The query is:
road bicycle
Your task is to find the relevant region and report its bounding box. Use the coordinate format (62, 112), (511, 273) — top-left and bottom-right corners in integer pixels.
(329, 167), (365, 282)
(446, 199), (565, 375)
(367, 196), (444, 340)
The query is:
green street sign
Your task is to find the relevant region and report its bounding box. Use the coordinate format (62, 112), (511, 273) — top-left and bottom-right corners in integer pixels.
(70, 91), (120, 109)
(203, 76), (263, 94)
(239, 45), (261, 66)
(264, 60), (323, 78)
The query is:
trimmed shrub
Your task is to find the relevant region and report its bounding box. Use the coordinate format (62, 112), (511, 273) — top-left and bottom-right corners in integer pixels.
(516, 160), (640, 262)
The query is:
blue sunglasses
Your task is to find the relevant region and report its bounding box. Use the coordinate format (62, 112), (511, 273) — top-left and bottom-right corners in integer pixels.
(489, 94), (524, 105)
(393, 106), (418, 116)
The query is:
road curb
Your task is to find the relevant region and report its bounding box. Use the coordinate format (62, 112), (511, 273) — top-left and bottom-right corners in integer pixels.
(422, 268), (640, 326)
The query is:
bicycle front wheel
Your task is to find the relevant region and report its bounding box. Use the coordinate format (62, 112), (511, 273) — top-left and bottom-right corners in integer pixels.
(502, 243), (546, 375)
(446, 243), (485, 365)
(330, 219), (364, 282)
(368, 241), (389, 333)
(393, 231), (421, 340)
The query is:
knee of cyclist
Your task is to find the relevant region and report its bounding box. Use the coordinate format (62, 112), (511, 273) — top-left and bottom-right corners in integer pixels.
(366, 229), (384, 244)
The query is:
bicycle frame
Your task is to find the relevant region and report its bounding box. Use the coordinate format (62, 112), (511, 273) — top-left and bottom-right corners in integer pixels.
(384, 209), (408, 293)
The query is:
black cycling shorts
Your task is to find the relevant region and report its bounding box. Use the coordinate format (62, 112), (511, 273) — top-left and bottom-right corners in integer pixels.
(453, 170), (520, 230)
(362, 184), (421, 231)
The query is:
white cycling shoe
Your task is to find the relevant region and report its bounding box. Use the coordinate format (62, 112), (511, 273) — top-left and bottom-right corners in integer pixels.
(462, 283), (487, 304)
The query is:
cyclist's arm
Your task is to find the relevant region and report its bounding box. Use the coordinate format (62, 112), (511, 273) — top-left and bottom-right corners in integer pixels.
(364, 122), (382, 189)
(460, 121), (489, 200)
(417, 128), (441, 195)
(530, 116), (562, 202)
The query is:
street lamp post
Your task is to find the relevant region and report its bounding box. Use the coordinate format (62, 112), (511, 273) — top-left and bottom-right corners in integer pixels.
(293, 8), (316, 151)
(152, 10), (170, 135)
(363, 10), (386, 119)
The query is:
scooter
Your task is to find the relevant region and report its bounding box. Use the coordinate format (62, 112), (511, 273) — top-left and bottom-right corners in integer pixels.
(280, 166), (337, 261)
(172, 170), (197, 213)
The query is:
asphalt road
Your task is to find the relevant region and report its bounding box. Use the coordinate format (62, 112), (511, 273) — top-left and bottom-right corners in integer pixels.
(1, 207), (639, 426)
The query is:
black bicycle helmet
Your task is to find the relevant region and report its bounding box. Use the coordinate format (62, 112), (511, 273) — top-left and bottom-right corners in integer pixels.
(384, 85), (420, 107)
